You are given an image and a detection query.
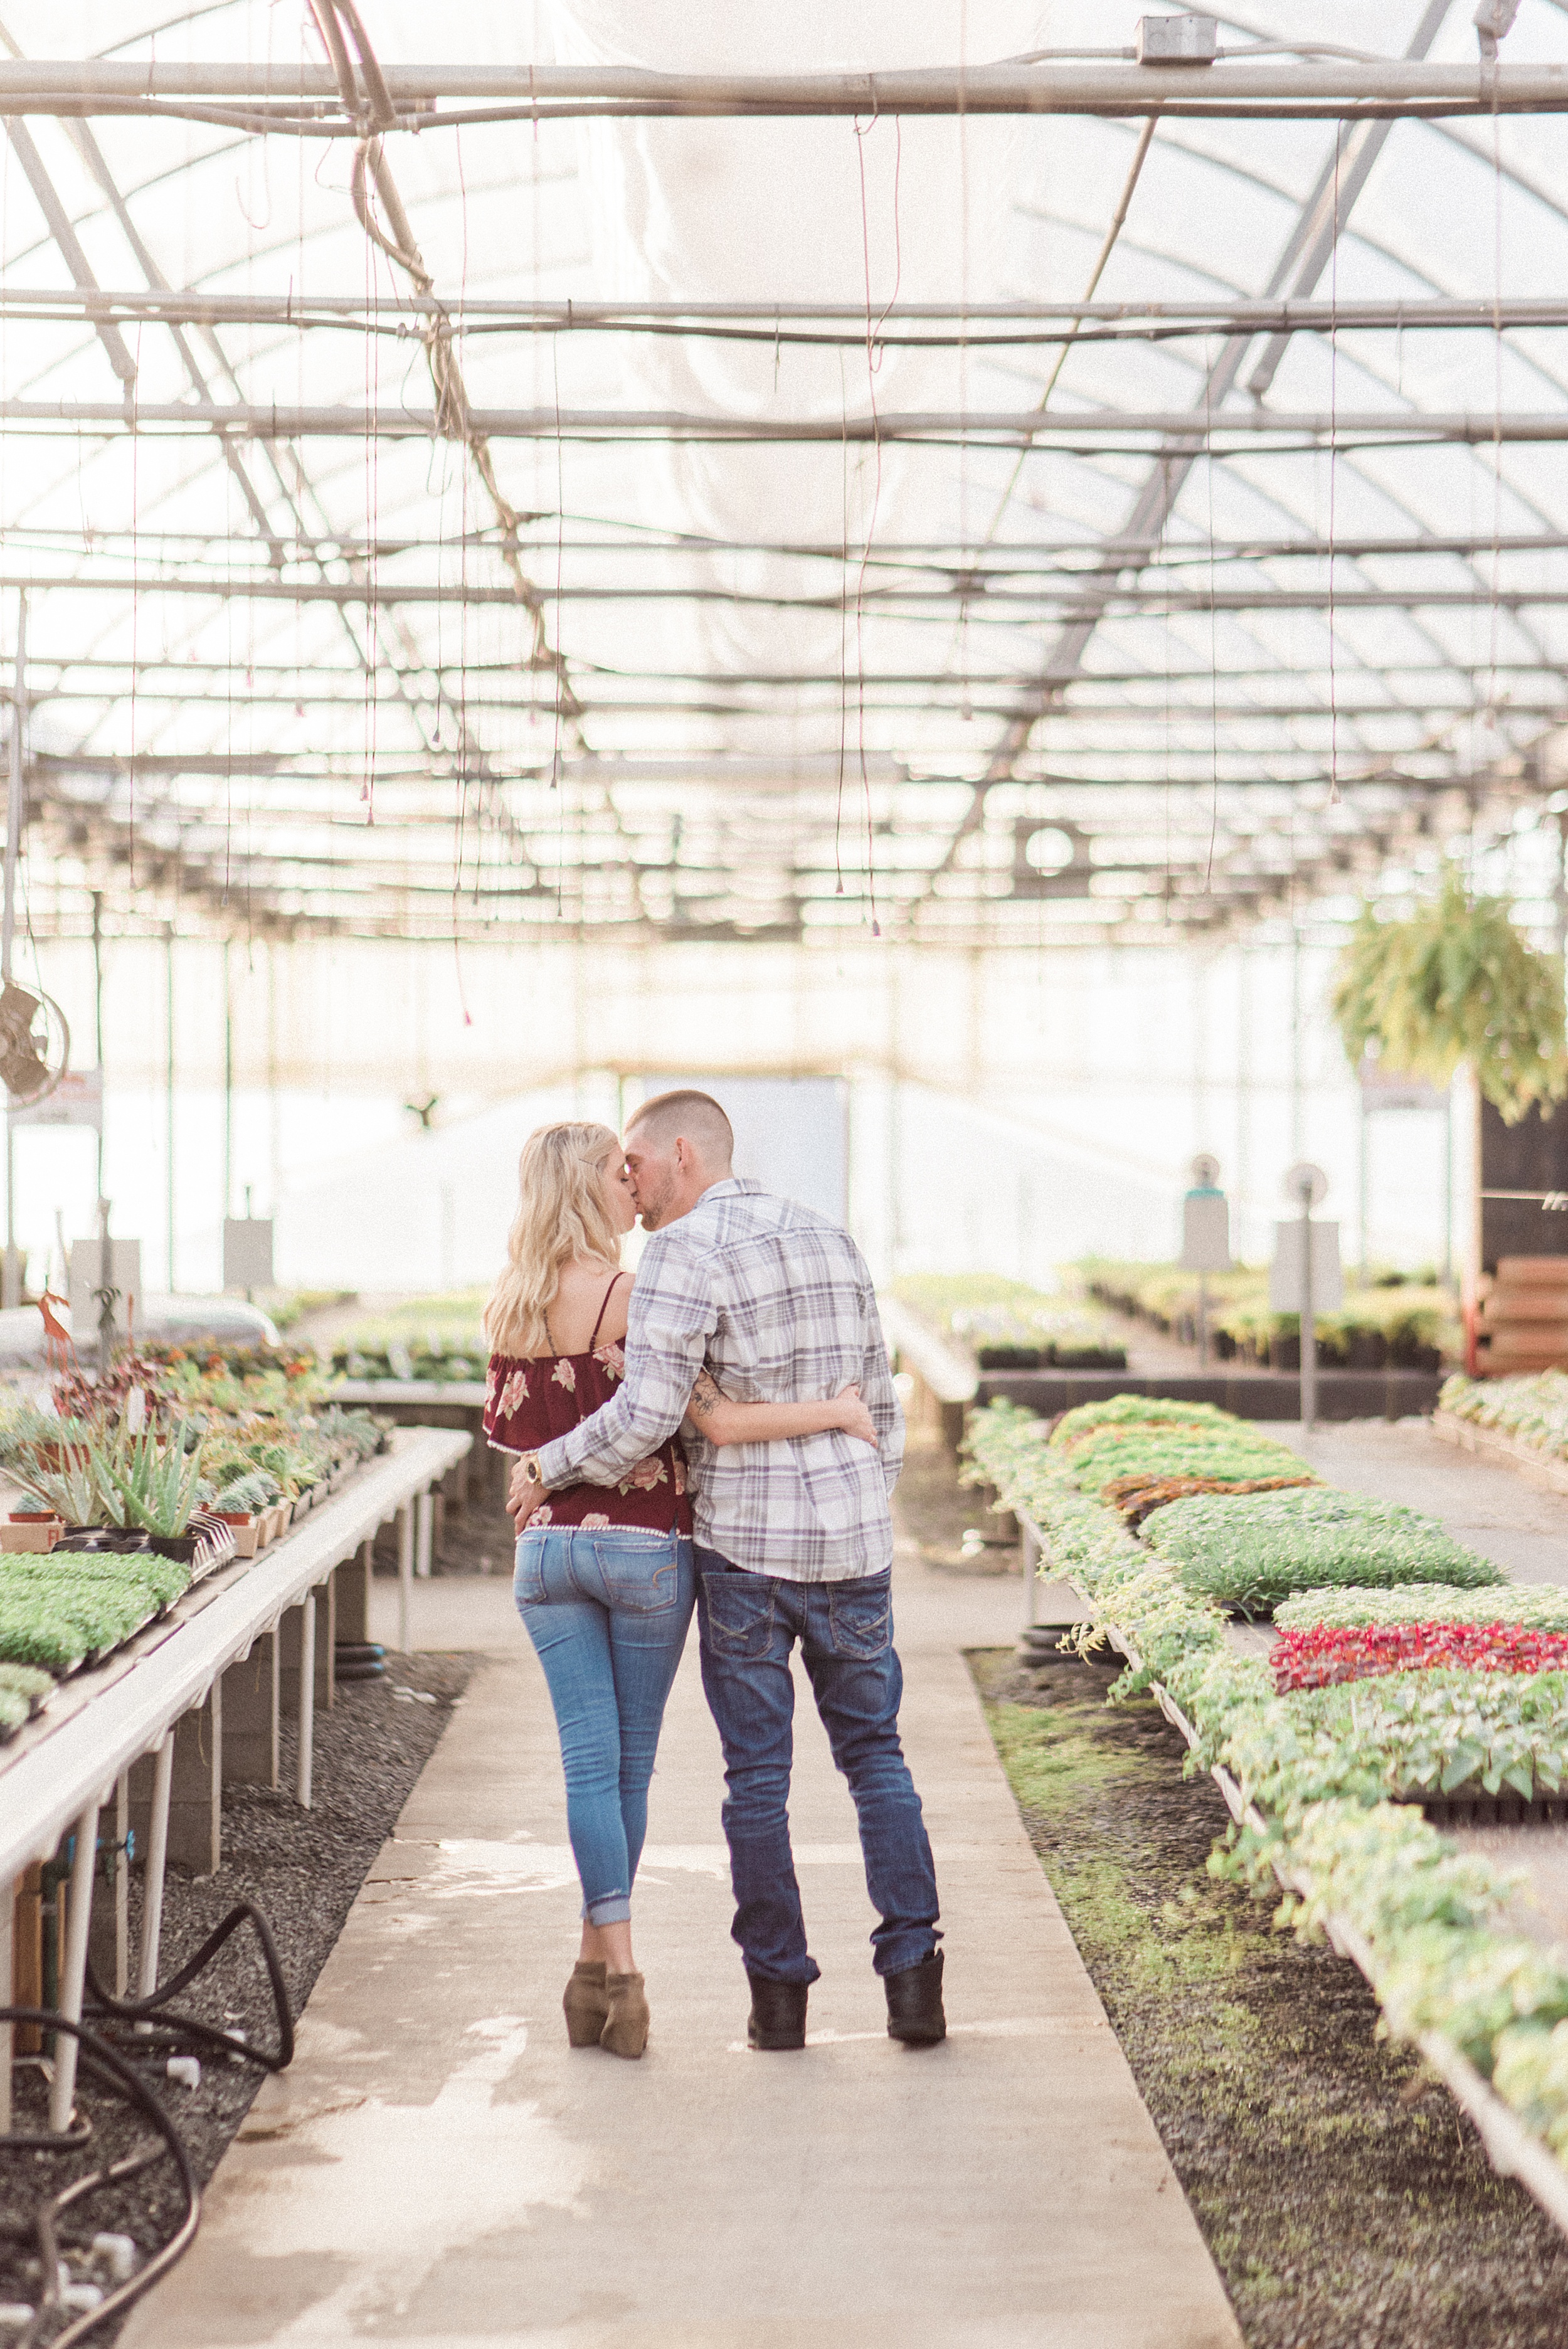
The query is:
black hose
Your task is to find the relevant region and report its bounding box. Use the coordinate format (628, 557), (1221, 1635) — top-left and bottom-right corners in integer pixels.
(0, 2007), (200, 2348)
(83, 1898), (295, 2072)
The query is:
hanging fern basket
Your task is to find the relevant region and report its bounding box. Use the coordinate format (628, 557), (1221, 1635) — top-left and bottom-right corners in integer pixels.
(1331, 870), (1568, 1126)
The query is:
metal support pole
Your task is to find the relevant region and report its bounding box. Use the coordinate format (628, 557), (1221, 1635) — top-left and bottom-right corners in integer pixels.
(165, 922), (176, 1291)
(1197, 1269), (1209, 1369)
(3, 589), (24, 1312)
(1021, 1518), (1041, 1632)
(296, 1590), (316, 1810)
(3, 1113), (14, 1312)
(415, 1487), (434, 1580)
(92, 891), (105, 1202)
(49, 1798), (99, 2136)
(1300, 1180), (1318, 1432)
(396, 1500), (413, 1652)
(3, 589), (24, 992)
(1359, 1091), (1370, 1277)
(1443, 1086), (1455, 1290)
(222, 940), (233, 1228)
(135, 1728), (175, 2011)
(1290, 922), (1304, 1163)
(97, 1192), (112, 1376)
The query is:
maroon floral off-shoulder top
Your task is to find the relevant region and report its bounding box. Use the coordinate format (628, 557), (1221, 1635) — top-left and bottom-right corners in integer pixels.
(483, 1273), (691, 1536)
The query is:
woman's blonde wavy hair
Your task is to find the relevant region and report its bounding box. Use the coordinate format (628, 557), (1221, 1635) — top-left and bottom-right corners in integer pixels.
(482, 1120), (624, 1357)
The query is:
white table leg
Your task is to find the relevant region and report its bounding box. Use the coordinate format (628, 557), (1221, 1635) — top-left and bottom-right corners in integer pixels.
(136, 1729), (175, 2012)
(415, 1489), (433, 1579)
(0, 1874), (13, 2133)
(297, 1591), (316, 1811)
(396, 1500), (413, 1653)
(114, 1773), (129, 1996)
(49, 1800), (99, 2135)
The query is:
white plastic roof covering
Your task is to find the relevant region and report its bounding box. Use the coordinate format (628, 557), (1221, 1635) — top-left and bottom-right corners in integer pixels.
(7, 1), (1568, 948)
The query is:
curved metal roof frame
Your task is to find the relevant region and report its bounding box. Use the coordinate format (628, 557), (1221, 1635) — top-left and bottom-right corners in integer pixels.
(6, 1), (1568, 947)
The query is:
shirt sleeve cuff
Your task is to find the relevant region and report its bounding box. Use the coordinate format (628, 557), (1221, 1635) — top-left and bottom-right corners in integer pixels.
(536, 1436), (573, 1488)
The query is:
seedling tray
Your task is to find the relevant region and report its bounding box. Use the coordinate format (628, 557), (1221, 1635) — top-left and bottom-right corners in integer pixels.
(1409, 1790), (1568, 1828)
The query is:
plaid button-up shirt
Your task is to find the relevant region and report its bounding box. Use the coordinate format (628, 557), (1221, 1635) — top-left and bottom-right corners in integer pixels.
(534, 1178), (904, 1581)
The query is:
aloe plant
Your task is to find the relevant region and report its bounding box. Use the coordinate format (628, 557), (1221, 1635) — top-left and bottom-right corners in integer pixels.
(6, 1418), (205, 1535)
(98, 1421), (206, 1537)
(6, 1439), (106, 1527)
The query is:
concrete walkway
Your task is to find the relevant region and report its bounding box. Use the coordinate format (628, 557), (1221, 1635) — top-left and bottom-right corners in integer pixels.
(125, 1528), (1241, 2346)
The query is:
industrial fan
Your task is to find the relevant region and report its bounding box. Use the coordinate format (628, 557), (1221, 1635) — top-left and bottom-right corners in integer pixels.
(0, 980), (69, 1107)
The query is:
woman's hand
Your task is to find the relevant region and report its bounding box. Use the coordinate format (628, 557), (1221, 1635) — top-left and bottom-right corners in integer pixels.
(506, 1455), (549, 1525)
(829, 1383), (879, 1449)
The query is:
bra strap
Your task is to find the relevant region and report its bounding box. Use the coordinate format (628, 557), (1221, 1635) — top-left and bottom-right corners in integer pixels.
(588, 1270), (628, 1349)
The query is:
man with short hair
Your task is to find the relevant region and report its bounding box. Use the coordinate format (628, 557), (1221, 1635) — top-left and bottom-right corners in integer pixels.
(516, 1086), (944, 2052)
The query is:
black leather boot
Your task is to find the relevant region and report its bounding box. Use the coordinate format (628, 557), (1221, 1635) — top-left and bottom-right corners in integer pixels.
(884, 1949), (946, 2045)
(746, 1973), (808, 2051)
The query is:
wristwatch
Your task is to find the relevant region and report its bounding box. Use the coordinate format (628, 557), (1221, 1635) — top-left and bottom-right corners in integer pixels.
(519, 1453), (545, 1489)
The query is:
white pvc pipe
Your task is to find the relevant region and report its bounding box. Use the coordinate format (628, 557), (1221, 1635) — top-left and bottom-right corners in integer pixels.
(396, 1501), (413, 1653)
(415, 1488), (433, 1580)
(135, 1729), (175, 2010)
(49, 1799), (99, 2135)
(296, 1592), (315, 1811)
(1021, 1520), (1041, 1632)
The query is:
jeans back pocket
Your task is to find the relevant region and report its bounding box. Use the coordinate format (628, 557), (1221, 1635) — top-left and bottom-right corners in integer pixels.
(700, 1571), (776, 1660)
(595, 1533), (681, 1615)
(826, 1574), (892, 1659)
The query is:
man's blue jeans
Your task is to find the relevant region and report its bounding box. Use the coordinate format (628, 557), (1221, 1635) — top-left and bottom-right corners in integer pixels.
(696, 1547), (941, 1983)
(516, 1527), (696, 1925)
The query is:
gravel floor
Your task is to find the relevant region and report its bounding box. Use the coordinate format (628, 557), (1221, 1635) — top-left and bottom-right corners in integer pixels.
(973, 1643), (1568, 2349)
(1, 1646), (475, 2340)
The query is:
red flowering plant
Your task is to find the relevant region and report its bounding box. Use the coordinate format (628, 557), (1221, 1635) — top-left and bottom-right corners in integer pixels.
(1274, 1620), (1568, 1694)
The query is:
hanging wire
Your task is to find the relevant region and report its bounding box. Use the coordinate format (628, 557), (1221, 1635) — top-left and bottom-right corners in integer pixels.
(852, 110), (897, 940)
(835, 344), (850, 898)
(452, 121), (475, 1026)
(1204, 414), (1221, 892)
(1327, 122), (1344, 808)
(1488, 65), (1506, 728)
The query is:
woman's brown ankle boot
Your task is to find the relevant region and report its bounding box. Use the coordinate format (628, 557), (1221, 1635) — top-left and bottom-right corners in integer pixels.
(564, 1960), (610, 2047)
(600, 1971), (650, 2059)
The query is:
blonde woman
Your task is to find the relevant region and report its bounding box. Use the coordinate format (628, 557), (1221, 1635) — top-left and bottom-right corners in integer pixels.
(484, 1120), (877, 2060)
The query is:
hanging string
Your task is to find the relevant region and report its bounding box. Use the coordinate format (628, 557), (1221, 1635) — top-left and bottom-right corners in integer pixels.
(361, 134), (378, 825)
(835, 346), (850, 898)
(852, 112), (896, 940)
(956, 0), (971, 718)
(452, 121), (474, 1027)
(1327, 123), (1343, 808)
(128, 334), (140, 890)
(1487, 66), (1505, 731)
(551, 329), (566, 923)
(1203, 372), (1221, 893)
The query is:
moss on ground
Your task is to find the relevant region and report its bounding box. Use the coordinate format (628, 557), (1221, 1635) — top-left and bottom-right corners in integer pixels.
(972, 1645), (1568, 2349)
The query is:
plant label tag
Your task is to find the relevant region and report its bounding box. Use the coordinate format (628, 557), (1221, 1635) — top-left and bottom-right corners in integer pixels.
(1269, 1220), (1344, 1315)
(1180, 1190), (1231, 1273)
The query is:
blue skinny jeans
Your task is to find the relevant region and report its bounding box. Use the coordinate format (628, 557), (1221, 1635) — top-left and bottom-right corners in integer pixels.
(514, 1525), (696, 1925)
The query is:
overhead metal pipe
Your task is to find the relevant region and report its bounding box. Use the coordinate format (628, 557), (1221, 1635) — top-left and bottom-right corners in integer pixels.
(9, 568), (1568, 616)
(9, 400), (1568, 445)
(8, 287), (1568, 338)
(2, 56), (1568, 121)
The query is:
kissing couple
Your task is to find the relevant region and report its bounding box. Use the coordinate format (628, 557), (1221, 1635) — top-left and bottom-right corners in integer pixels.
(484, 1088), (944, 2061)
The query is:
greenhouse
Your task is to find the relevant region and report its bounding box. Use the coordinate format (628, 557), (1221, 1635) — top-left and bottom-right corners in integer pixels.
(16, 4), (1568, 2344)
